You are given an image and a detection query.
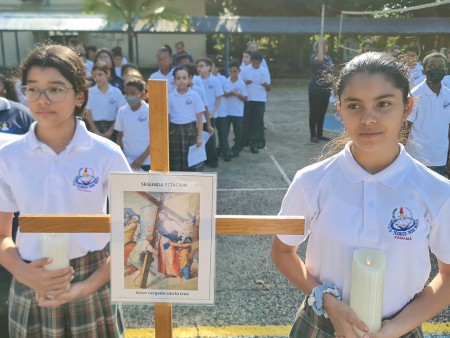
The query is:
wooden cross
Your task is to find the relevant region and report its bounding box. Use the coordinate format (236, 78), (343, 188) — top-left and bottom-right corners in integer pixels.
(19, 80), (304, 338)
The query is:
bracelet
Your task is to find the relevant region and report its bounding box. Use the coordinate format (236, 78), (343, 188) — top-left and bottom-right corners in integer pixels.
(307, 283), (342, 318)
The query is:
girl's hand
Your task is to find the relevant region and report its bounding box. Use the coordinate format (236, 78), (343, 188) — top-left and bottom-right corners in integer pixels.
(196, 135), (202, 147)
(19, 258), (74, 297)
(37, 281), (87, 307)
(207, 125), (214, 135)
(131, 157), (144, 170)
(323, 294), (368, 338)
(362, 320), (402, 338)
(104, 129), (114, 139)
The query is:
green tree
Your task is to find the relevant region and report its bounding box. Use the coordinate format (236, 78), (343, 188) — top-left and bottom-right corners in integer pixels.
(83, 0), (181, 62)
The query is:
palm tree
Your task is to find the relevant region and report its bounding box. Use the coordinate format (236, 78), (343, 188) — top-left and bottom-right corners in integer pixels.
(83, 0), (181, 63)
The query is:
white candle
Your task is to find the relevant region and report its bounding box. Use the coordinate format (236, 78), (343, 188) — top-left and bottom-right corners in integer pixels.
(40, 233), (70, 271)
(350, 248), (386, 337)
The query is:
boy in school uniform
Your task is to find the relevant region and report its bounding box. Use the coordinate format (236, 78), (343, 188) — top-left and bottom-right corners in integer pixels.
(404, 45), (425, 89)
(149, 47), (175, 93)
(240, 51), (271, 154)
(196, 58), (224, 167)
(406, 52), (450, 177)
(211, 60), (233, 161)
(224, 61), (248, 157)
(115, 79), (151, 171)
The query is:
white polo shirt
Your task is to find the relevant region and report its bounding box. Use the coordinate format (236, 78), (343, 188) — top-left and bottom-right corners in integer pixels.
(86, 85), (127, 121)
(191, 76), (208, 123)
(168, 89), (204, 124)
(214, 73), (232, 118)
(150, 69), (175, 93)
(0, 120), (131, 261)
(226, 77), (247, 117)
(200, 74), (224, 116)
(240, 65), (271, 102)
(277, 143), (450, 317)
(114, 102), (150, 166)
(406, 81), (450, 166)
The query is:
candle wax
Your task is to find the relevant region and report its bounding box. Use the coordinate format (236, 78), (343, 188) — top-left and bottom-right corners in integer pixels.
(40, 233), (70, 270)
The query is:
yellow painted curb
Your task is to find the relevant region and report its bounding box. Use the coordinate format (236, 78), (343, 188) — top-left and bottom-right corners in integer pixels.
(125, 323), (450, 337)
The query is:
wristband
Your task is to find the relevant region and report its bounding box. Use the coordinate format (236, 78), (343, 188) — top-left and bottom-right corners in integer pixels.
(307, 282), (342, 318)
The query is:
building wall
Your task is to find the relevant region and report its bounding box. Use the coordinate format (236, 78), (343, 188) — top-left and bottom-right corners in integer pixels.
(0, 0), (206, 69)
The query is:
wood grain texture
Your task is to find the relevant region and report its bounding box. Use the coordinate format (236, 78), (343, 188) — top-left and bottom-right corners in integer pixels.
(19, 215), (304, 235)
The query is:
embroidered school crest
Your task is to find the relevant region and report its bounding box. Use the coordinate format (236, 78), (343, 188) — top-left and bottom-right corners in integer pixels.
(73, 167), (99, 191)
(443, 100), (450, 109)
(387, 207), (419, 241)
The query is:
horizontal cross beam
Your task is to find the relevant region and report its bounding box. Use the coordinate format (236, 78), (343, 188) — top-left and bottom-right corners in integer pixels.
(19, 214), (304, 235)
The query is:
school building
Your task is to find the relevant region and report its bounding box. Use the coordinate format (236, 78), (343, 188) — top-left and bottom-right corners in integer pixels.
(0, 0), (449, 76)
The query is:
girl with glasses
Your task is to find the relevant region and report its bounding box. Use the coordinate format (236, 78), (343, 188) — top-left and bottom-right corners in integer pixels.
(0, 44), (131, 337)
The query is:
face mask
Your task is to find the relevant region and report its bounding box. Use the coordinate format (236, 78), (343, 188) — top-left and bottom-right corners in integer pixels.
(425, 67), (447, 84)
(125, 95), (141, 106)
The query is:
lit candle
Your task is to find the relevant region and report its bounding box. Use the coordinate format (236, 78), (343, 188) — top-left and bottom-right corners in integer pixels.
(40, 233), (70, 270)
(349, 248), (386, 337)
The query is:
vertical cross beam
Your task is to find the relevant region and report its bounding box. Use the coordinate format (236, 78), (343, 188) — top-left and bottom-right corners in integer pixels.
(148, 79), (172, 338)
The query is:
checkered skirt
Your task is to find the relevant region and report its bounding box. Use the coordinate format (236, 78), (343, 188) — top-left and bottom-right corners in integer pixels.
(169, 122), (203, 172)
(290, 298), (424, 338)
(8, 247), (124, 338)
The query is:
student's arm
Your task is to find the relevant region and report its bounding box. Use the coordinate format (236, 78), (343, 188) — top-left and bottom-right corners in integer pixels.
(271, 236), (368, 338)
(202, 109), (214, 134)
(237, 93), (248, 102)
(131, 146), (150, 170)
(0, 212), (74, 299)
(104, 124), (115, 139)
(366, 260), (450, 338)
(211, 96), (222, 117)
(85, 109), (101, 135)
(196, 112), (203, 147)
(315, 38), (326, 64)
(116, 131), (124, 148)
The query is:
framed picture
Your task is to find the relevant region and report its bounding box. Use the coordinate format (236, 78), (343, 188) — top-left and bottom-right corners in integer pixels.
(110, 172), (217, 304)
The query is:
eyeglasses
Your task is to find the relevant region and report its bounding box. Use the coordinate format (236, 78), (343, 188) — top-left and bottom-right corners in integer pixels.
(21, 86), (73, 103)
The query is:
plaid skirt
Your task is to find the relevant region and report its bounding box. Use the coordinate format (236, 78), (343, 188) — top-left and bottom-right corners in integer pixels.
(290, 298), (424, 338)
(169, 122), (204, 172)
(8, 247), (124, 338)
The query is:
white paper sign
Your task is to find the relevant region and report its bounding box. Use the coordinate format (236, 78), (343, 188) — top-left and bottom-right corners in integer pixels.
(110, 171), (217, 304)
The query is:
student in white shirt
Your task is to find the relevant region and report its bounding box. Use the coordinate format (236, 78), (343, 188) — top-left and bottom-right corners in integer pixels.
(85, 62), (127, 141)
(115, 78), (150, 171)
(211, 60), (233, 161)
(196, 58), (224, 167)
(404, 45), (425, 89)
(405, 52), (450, 177)
(240, 51), (271, 154)
(168, 66), (204, 172)
(271, 52), (450, 338)
(149, 47), (175, 93)
(224, 61), (247, 157)
(0, 44), (131, 337)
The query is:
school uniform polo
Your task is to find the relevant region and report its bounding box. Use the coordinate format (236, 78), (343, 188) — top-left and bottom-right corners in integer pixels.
(226, 78), (248, 117)
(86, 85), (127, 121)
(240, 65), (271, 102)
(200, 74), (224, 117)
(0, 119), (131, 261)
(214, 73), (232, 118)
(150, 69), (175, 93)
(406, 81), (450, 166)
(277, 143), (450, 317)
(114, 102), (150, 165)
(168, 89), (204, 124)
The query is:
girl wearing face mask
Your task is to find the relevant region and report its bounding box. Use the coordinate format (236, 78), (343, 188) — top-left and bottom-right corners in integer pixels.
(405, 52), (450, 177)
(114, 79), (150, 171)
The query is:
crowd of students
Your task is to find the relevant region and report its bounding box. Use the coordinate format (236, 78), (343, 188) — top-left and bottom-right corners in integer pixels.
(1, 37), (450, 337)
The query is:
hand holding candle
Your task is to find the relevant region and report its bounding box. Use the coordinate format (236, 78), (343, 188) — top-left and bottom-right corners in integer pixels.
(350, 248), (386, 337)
